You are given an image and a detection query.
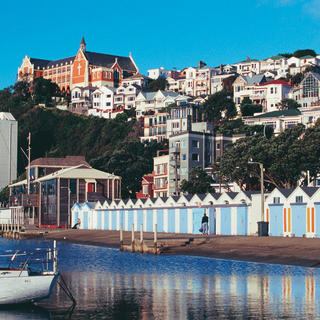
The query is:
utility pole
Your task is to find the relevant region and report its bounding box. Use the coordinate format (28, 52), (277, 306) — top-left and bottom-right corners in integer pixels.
(27, 133), (31, 194)
(248, 160), (267, 236)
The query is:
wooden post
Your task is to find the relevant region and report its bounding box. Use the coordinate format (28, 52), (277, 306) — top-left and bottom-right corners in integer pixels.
(120, 223), (123, 250)
(154, 224), (158, 254)
(53, 241), (57, 273)
(140, 224), (143, 253)
(131, 224), (135, 252)
(154, 223), (157, 242)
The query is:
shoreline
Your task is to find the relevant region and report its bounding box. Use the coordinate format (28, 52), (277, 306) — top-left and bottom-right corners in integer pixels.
(35, 229), (320, 268)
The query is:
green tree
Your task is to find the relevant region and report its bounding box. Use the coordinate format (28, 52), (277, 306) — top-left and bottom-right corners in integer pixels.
(280, 98), (301, 110)
(240, 97), (262, 116)
(0, 187), (9, 207)
(32, 77), (61, 106)
(293, 49), (316, 58)
(180, 167), (214, 194)
(91, 140), (165, 198)
(200, 90), (237, 122)
(218, 124), (306, 190)
(147, 78), (168, 91)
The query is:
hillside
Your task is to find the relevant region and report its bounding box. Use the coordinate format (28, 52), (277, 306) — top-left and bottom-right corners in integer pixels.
(0, 84), (165, 198)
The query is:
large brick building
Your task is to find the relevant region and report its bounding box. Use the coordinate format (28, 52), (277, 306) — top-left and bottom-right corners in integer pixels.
(17, 37), (139, 93)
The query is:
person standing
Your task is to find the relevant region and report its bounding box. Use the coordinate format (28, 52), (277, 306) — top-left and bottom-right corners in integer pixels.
(201, 213), (209, 235)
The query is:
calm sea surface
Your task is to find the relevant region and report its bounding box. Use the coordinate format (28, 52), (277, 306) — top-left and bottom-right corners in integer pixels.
(0, 237), (319, 319)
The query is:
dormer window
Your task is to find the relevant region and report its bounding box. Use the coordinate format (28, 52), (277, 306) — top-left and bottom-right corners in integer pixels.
(273, 197), (280, 204)
(296, 196), (303, 203)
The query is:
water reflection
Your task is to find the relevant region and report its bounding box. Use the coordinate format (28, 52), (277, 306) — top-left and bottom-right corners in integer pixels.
(45, 267), (320, 319)
(1, 239), (320, 319)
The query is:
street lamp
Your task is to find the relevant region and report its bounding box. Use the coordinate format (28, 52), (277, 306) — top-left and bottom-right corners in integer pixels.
(248, 160), (268, 236)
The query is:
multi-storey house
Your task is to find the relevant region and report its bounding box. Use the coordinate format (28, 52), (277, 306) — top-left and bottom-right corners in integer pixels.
(260, 79), (291, 112)
(70, 86), (97, 115)
(89, 86), (116, 119)
(135, 90), (190, 118)
(289, 72), (320, 108)
(166, 103), (202, 138)
(140, 113), (168, 143)
(147, 67), (180, 80)
(244, 109), (302, 135)
(153, 152), (169, 197)
(18, 37), (138, 92)
(168, 129), (244, 195)
(210, 73), (237, 94)
(287, 56), (320, 75)
(260, 55), (289, 76)
(233, 57), (261, 76)
(121, 73), (150, 88)
(114, 84), (141, 111)
(233, 74), (267, 107)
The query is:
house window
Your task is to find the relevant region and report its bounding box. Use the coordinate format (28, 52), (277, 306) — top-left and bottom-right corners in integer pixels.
(273, 197), (280, 204)
(192, 140), (199, 148)
(142, 185), (149, 195)
(303, 74), (319, 98)
(296, 196), (303, 203)
(192, 153), (199, 161)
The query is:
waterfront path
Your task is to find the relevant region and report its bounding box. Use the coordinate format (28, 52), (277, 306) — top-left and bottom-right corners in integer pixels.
(38, 229), (320, 268)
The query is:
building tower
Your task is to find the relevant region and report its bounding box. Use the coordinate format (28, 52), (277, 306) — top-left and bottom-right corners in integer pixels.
(80, 36), (86, 52)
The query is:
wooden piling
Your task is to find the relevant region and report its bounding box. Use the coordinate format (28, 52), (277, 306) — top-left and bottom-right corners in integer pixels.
(154, 224), (158, 254)
(131, 224), (135, 252)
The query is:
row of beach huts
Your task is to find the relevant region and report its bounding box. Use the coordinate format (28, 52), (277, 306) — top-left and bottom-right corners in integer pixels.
(71, 186), (320, 238)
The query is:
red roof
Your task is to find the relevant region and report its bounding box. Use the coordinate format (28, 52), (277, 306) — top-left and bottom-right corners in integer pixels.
(260, 79), (291, 87)
(30, 156), (90, 168)
(142, 175), (154, 184)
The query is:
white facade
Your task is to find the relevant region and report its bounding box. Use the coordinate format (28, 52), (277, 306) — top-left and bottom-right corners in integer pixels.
(153, 154), (169, 197)
(233, 58), (261, 76)
(289, 72), (320, 108)
(148, 67), (171, 79)
(90, 86), (116, 119)
(135, 90), (190, 118)
(0, 113), (17, 191)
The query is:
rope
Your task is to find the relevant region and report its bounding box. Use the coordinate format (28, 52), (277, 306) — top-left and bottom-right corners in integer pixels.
(57, 274), (77, 305)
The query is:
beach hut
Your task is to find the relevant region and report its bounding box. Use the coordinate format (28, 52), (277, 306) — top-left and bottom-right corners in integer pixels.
(286, 187), (317, 237)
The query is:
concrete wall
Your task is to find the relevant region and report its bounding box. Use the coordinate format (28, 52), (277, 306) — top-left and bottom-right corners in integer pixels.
(0, 114), (17, 191)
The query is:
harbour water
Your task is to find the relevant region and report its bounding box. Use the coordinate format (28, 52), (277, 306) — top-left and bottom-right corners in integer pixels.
(0, 238), (320, 319)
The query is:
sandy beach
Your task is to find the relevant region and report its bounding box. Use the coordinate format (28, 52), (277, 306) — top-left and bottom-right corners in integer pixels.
(39, 229), (320, 268)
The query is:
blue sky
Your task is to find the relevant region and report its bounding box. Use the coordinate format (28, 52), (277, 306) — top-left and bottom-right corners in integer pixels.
(1, 0), (320, 89)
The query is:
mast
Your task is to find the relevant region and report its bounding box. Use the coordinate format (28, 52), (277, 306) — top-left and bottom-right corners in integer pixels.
(27, 132), (31, 194)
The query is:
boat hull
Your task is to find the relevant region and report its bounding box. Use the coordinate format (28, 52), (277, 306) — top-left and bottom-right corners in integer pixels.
(0, 272), (59, 305)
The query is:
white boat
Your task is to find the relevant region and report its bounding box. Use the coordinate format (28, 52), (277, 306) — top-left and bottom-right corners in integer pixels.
(0, 242), (59, 305)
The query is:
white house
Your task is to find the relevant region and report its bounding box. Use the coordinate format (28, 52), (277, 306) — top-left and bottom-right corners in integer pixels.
(121, 73), (150, 88)
(70, 86), (97, 115)
(243, 109), (302, 135)
(89, 86), (116, 119)
(135, 90), (190, 118)
(259, 79), (291, 112)
(232, 57), (261, 76)
(289, 72), (320, 108)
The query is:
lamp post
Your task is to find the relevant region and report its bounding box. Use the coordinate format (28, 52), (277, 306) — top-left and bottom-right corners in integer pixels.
(248, 160), (267, 236)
